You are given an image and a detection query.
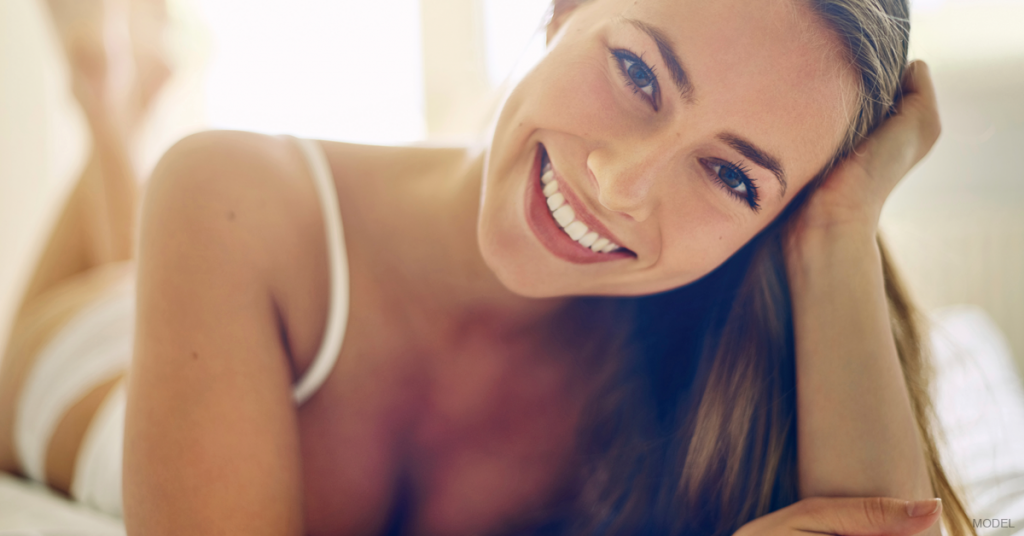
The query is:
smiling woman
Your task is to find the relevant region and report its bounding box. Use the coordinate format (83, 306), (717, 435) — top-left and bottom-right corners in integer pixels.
(0, 0), (977, 535)
(481, 0), (856, 295)
(477, 1), (960, 533)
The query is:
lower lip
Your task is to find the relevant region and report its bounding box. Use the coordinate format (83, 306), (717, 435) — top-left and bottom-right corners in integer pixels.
(524, 145), (632, 265)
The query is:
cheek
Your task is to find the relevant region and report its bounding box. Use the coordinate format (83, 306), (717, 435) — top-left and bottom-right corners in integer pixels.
(521, 47), (628, 140)
(655, 199), (759, 283)
(482, 44), (617, 195)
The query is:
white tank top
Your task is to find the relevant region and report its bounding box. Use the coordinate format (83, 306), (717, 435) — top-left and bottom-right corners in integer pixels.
(289, 136), (351, 405)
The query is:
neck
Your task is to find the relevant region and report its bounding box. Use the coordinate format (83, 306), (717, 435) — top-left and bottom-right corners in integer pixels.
(385, 144), (574, 342)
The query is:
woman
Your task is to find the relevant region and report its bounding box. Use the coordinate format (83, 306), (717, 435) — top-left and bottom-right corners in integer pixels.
(0, 0), (970, 534)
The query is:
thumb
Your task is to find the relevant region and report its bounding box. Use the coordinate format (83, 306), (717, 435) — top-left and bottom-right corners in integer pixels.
(794, 497), (942, 535)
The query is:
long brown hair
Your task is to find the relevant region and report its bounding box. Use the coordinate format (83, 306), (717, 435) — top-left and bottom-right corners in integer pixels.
(524, 0), (978, 534)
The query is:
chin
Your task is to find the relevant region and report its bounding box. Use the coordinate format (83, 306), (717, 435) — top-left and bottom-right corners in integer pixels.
(479, 241), (642, 300)
(477, 224), (565, 299)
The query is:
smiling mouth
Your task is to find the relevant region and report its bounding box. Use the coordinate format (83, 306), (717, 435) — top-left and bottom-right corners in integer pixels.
(540, 150), (624, 253)
(531, 145), (636, 261)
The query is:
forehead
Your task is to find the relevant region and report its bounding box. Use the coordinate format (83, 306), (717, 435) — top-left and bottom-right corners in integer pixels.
(608, 0), (858, 190)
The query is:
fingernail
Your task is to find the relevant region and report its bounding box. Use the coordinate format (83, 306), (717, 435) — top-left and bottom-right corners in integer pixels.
(906, 498), (942, 517)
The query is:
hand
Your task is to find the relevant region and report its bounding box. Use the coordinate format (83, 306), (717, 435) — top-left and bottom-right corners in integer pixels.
(734, 496), (943, 536)
(795, 60), (941, 236)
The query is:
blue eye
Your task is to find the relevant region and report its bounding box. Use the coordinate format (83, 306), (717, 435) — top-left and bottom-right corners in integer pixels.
(611, 49), (660, 110)
(719, 165), (745, 189)
(704, 159), (761, 212)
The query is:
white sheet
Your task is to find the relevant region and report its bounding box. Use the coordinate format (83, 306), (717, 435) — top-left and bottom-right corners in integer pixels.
(931, 305), (1024, 535)
(0, 473), (123, 535)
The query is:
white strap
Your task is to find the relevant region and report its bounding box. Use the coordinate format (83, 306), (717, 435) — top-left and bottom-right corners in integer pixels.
(289, 137), (350, 406)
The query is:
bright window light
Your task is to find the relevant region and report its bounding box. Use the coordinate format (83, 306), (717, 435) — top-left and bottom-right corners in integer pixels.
(482, 0), (550, 87)
(197, 0), (425, 144)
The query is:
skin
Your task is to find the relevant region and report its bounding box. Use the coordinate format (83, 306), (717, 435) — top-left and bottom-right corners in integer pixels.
(785, 60), (943, 536)
(0, 0), (943, 534)
(479, 0), (855, 297)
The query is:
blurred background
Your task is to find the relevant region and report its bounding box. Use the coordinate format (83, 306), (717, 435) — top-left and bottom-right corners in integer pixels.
(1, 0), (1022, 372)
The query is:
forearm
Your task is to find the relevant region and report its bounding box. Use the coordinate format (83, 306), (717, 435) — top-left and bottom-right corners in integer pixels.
(788, 226), (934, 507)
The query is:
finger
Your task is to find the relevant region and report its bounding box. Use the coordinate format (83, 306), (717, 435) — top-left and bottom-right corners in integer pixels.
(901, 60), (936, 106)
(900, 60), (942, 157)
(899, 61), (940, 120)
(874, 60), (940, 167)
(901, 60), (923, 95)
(791, 497), (942, 536)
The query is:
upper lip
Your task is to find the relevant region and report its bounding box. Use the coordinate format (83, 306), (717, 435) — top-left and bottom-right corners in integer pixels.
(545, 148), (633, 253)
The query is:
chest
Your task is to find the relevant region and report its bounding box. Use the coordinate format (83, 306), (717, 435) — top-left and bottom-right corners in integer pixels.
(295, 330), (589, 536)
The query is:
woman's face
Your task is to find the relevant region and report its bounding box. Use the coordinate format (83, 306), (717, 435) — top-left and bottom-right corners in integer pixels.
(478, 0), (857, 297)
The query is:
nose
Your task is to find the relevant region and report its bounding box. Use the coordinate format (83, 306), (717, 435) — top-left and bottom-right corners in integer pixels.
(586, 138), (671, 222)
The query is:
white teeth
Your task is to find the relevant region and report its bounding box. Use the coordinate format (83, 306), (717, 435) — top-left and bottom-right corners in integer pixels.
(564, 221), (588, 240)
(539, 159), (626, 255)
(578, 232), (599, 248)
(546, 192), (565, 211)
(552, 205), (575, 227)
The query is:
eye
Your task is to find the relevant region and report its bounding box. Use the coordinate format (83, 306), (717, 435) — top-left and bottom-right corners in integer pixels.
(611, 49), (660, 110)
(703, 159), (761, 212)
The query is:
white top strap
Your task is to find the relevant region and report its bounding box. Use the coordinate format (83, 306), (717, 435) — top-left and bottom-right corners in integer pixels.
(289, 136), (350, 406)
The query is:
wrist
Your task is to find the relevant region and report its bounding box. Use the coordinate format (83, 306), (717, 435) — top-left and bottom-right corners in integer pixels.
(785, 222), (881, 285)
(792, 219), (878, 247)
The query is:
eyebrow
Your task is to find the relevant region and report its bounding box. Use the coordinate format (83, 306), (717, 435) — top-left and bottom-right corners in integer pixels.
(620, 17), (788, 197)
(622, 17), (694, 102)
(717, 133), (788, 196)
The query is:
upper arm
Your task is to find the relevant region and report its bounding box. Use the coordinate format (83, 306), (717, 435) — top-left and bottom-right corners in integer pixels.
(124, 131), (306, 536)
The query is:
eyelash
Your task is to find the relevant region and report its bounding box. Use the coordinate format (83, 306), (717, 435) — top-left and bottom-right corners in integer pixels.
(611, 48), (660, 111)
(703, 159), (761, 212)
(612, 47), (761, 213)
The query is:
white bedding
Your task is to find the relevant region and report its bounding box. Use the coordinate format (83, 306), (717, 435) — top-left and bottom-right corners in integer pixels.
(931, 305), (1024, 535)
(1, 304), (1021, 534)
(0, 473), (123, 536)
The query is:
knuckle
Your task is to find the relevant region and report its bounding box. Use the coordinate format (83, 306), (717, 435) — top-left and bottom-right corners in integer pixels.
(800, 498), (852, 534)
(929, 115), (943, 141)
(918, 112), (941, 140)
(861, 497), (892, 527)
(923, 106), (942, 136)
(912, 110), (941, 155)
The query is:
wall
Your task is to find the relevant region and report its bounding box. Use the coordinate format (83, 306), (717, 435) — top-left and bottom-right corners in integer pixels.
(881, 2), (1024, 372)
(0, 0), (87, 349)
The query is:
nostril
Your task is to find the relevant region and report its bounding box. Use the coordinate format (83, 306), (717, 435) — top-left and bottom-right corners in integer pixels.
(596, 189), (640, 222)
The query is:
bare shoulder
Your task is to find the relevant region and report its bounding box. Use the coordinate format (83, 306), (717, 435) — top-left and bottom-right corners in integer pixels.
(126, 131), (317, 535)
(144, 130), (319, 255)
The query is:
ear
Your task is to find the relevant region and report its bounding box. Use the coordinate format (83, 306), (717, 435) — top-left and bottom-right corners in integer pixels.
(546, 0), (588, 45)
